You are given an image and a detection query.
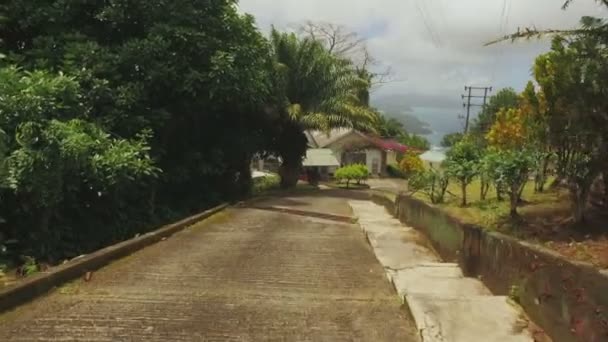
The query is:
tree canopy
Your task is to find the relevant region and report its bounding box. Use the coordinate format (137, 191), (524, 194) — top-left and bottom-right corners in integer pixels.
(471, 88), (519, 135)
(0, 1), (379, 265)
(265, 29), (377, 188)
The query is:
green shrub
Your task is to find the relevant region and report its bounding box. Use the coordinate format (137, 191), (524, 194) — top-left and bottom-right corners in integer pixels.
(484, 149), (535, 217)
(399, 152), (424, 177)
(252, 175), (280, 195)
(387, 164), (406, 178)
(19, 256), (39, 277)
(408, 168), (449, 204)
(445, 138), (482, 206)
(335, 164), (369, 188)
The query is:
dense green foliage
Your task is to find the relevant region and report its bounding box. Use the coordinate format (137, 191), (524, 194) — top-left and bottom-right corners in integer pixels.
(266, 29), (377, 188)
(440, 132), (464, 148)
(532, 32), (608, 222)
(444, 139), (481, 207)
(471, 88), (519, 136)
(399, 151), (425, 177)
(0, 67), (159, 261)
(483, 149), (535, 217)
(0, 1), (377, 267)
(386, 163), (406, 178)
(334, 164), (369, 187)
(408, 168), (449, 204)
(252, 175), (281, 195)
(477, 1), (608, 223)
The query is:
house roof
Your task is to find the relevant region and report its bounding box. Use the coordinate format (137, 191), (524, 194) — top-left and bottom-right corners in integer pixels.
(366, 136), (411, 153)
(306, 129), (415, 153)
(308, 128), (353, 148)
(302, 149), (340, 167)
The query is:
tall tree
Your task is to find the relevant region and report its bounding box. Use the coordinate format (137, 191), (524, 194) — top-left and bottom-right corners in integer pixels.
(445, 138), (481, 207)
(0, 0), (276, 260)
(533, 34), (608, 223)
(471, 88), (519, 136)
(267, 29), (377, 188)
(441, 133), (464, 148)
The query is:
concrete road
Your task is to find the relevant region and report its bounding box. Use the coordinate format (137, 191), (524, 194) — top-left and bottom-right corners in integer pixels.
(0, 191), (418, 341)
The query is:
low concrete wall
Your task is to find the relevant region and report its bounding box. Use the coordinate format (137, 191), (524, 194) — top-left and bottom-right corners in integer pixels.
(0, 203), (228, 313)
(372, 192), (608, 342)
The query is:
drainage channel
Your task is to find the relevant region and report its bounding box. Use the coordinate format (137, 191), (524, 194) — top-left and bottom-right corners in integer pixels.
(349, 200), (534, 342)
(249, 205), (358, 224)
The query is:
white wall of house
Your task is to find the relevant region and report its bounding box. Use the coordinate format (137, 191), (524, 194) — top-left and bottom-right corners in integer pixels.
(386, 151), (398, 166)
(329, 147), (383, 175)
(365, 149), (383, 175)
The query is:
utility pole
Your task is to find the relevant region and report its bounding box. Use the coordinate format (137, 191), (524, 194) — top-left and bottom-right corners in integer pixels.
(461, 86), (492, 134)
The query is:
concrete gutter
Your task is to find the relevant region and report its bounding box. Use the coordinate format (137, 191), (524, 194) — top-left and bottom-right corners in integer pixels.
(251, 205), (358, 224)
(0, 203), (228, 313)
(349, 200), (533, 342)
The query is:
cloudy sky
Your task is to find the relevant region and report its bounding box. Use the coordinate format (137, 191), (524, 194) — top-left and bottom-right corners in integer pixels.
(238, 0), (607, 109)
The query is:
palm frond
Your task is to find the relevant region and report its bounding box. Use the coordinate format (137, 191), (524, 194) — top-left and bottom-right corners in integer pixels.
(563, 0), (608, 10)
(485, 14), (608, 46)
(270, 29), (375, 132)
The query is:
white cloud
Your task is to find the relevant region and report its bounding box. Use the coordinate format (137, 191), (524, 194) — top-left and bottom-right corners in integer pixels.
(238, 0), (607, 107)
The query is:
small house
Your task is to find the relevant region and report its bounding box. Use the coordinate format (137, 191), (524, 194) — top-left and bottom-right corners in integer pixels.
(306, 129), (412, 177)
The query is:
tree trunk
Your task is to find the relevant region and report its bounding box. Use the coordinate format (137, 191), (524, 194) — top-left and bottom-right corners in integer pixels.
(603, 171), (608, 208)
(570, 183), (590, 224)
(535, 156), (551, 193)
(518, 180), (526, 203)
(480, 178), (488, 201)
(279, 161), (301, 189)
(236, 159), (253, 197)
(572, 193), (586, 224)
(510, 185), (519, 218)
(461, 182), (467, 207)
(510, 199), (518, 218)
(496, 185), (503, 201)
(37, 206), (54, 262)
(147, 187), (157, 218)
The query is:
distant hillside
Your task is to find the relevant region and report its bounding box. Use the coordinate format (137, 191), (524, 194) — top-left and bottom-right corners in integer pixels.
(391, 113), (433, 135)
(372, 94), (464, 138)
(371, 95), (432, 135)
(372, 94), (414, 114)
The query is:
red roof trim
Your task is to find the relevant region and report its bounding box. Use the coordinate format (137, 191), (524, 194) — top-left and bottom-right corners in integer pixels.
(365, 135), (413, 153)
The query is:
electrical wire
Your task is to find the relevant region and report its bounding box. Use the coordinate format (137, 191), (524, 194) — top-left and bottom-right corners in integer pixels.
(422, 0), (444, 47)
(491, 0), (511, 85)
(414, 0), (442, 48)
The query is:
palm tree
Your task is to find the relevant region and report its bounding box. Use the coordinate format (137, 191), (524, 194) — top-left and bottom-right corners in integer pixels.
(269, 29), (378, 188)
(486, 1), (608, 45)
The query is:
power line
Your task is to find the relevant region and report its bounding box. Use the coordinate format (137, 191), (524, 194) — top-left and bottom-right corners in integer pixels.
(415, 0), (442, 47)
(499, 0), (508, 34)
(422, 0), (443, 46)
(434, 0), (448, 31)
(491, 0), (510, 84)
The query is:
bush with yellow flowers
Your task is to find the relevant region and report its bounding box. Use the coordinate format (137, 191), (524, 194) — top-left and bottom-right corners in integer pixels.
(399, 151), (424, 177)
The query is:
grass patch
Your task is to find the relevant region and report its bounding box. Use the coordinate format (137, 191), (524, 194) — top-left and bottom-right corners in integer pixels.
(414, 178), (561, 229)
(413, 178), (608, 268)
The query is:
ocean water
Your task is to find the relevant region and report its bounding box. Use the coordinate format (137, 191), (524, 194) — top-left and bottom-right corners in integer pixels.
(411, 106), (467, 147)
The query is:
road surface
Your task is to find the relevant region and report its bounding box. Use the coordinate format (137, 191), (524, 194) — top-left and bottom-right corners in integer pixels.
(0, 190), (418, 341)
